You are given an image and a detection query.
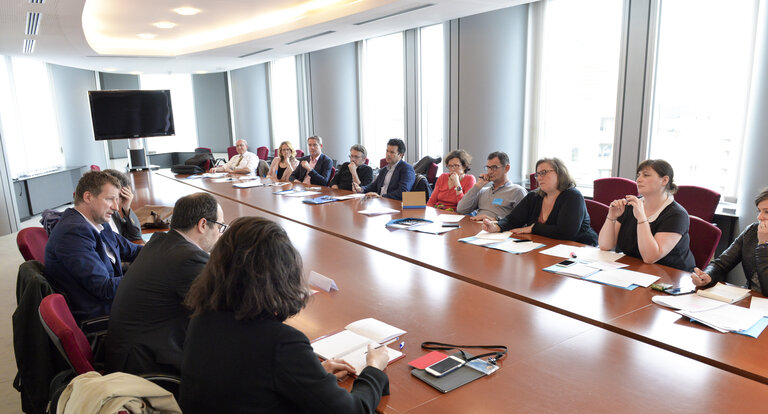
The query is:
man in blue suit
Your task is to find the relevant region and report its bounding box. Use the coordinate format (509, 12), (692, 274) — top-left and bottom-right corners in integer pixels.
(356, 138), (415, 201)
(45, 171), (142, 322)
(289, 136), (333, 186)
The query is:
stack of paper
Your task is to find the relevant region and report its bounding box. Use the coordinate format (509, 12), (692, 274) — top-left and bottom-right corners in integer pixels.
(358, 207), (400, 216)
(311, 318), (406, 374)
(652, 293), (767, 336)
(539, 244), (625, 262)
(459, 231), (545, 254)
(696, 283), (751, 303)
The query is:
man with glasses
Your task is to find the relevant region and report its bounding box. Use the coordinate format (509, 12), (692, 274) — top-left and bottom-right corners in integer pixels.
(106, 192), (225, 377)
(289, 136), (333, 186)
(357, 138), (415, 201)
(330, 144), (373, 191)
(457, 151), (527, 221)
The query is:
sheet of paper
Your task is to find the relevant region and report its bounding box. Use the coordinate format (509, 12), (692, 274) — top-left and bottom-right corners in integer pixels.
(474, 230), (512, 240)
(233, 181), (264, 188)
(358, 207), (400, 216)
(651, 294), (726, 312)
(737, 317), (768, 338)
(587, 268), (659, 288)
(679, 305), (765, 333)
(538, 244), (580, 259)
(435, 214), (465, 223)
(282, 190), (322, 197)
(488, 239), (544, 254)
(333, 193), (366, 200)
(575, 246), (625, 262)
(555, 263), (601, 278)
(458, 237), (499, 246)
(309, 270), (338, 292)
(750, 297), (768, 316)
(345, 318), (406, 343)
(584, 260), (629, 271)
(340, 346), (402, 376)
(311, 330), (372, 360)
(212, 177), (237, 183)
(408, 222), (456, 235)
(202, 172), (227, 178)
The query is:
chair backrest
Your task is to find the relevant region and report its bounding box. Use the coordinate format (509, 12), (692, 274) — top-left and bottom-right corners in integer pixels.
(329, 167), (336, 183)
(256, 146), (269, 160)
(274, 148), (279, 158)
(226, 146), (238, 159)
(675, 185), (721, 222)
(427, 163), (439, 185)
(688, 216), (722, 269)
(296, 149), (305, 158)
(380, 158), (387, 169)
(585, 199), (609, 234)
(194, 147), (212, 154)
(17, 227), (48, 262)
(38, 293), (95, 374)
(412, 174), (432, 202)
(89, 165), (101, 171)
(529, 173), (538, 190)
(365, 158), (369, 165)
(593, 177), (638, 205)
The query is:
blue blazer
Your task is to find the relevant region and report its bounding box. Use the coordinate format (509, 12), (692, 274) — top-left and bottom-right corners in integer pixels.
(45, 208), (141, 321)
(363, 160), (416, 201)
(288, 153), (333, 186)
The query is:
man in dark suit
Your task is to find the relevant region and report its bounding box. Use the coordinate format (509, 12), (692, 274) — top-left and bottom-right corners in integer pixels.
(45, 171), (142, 322)
(105, 192), (224, 376)
(357, 138), (415, 201)
(289, 135), (333, 185)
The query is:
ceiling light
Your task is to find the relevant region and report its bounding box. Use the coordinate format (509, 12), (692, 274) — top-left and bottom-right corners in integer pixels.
(173, 7), (200, 16)
(137, 33), (156, 39)
(153, 21), (177, 29)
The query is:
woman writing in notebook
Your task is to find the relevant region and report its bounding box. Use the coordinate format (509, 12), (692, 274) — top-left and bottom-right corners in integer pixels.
(690, 188), (768, 295)
(180, 217), (390, 413)
(598, 159), (695, 271)
(427, 149), (476, 211)
(268, 141), (299, 182)
(482, 157), (597, 246)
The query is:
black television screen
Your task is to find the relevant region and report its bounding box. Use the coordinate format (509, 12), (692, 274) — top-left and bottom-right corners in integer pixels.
(88, 89), (175, 141)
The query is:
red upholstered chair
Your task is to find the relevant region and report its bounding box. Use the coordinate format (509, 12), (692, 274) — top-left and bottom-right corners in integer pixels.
(89, 165), (101, 171)
(380, 158), (387, 168)
(296, 149), (305, 158)
(585, 199), (609, 234)
(256, 146), (269, 160)
(17, 227), (48, 262)
(274, 148), (279, 158)
(329, 167), (336, 183)
(226, 146), (238, 159)
(689, 216), (722, 269)
(675, 185), (721, 222)
(529, 173), (538, 190)
(365, 158), (369, 165)
(38, 294), (96, 374)
(194, 147), (213, 171)
(427, 163), (439, 186)
(593, 177), (638, 206)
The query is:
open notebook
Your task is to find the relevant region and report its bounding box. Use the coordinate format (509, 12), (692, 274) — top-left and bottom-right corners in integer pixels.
(311, 318), (406, 375)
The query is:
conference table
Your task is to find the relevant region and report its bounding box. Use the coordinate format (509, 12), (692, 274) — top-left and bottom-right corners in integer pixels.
(155, 170), (768, 386)
(130, 171), (768, 411)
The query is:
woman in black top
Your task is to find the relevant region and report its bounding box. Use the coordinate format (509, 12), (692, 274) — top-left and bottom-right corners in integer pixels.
(330, 144), (374, 191)
(181, 217), (390, 414)
(482, 158), (597, 246)
(691, 188), (768, 294)
(598, 159), (695, 271)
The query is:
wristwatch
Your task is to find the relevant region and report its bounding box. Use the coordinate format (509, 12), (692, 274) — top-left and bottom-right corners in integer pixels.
(455, 185), (462, 192)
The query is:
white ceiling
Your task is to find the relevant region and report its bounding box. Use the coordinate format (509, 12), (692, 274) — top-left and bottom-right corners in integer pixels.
(0, 0), (527, 74)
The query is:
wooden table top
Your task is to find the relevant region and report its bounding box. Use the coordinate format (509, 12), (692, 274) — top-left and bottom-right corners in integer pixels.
(131, 171), (768, 410)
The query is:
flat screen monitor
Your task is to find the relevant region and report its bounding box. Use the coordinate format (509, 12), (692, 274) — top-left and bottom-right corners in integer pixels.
(88, 89), (175, 141)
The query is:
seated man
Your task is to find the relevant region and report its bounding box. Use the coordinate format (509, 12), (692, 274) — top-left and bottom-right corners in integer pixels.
(456, 151), (527, 221)
(45, 171), (142, 322)
(106, 192), (224, 376)
(103, 169), (142, 242)
(209, 139), (258, 174)
(330, 144), (373, 191)
(289, 136), (333, 186)
(356, 138), (415, 201)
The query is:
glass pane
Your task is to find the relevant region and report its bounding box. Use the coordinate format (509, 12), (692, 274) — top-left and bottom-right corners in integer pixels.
(649, 0), (756, 199)
(270, 57), (300, 151)
(362, 32), (405, 163)
(140, 74), (198, 154)
(534, 0), (623, 184)
(420, 24), (446, 159)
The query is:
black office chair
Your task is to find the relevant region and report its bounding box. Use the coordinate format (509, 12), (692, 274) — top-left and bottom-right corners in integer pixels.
(412, 174), (432, 203)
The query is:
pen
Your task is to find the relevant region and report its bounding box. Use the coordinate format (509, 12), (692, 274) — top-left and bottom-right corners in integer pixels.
(442, 223), (460, 227)
(366, 338), (397, 353)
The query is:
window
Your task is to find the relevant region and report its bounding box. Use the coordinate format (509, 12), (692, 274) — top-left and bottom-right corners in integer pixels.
(0, 57), (64, 178)
(269, 56), (301, 151)
(361, 32), (405, 163)
(419, 24), (446, 159)
(528, 0), (624, 184)
(648, 0), (757, 199)
(139, 74), (198, 154)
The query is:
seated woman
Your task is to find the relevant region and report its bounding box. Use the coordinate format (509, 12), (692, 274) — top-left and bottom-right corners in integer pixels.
(103, 169), (142, 242)
(268, 141), (299, 182)
(427, 149), (476, 211)
(691, 188), (768, 294)
(180, 217), (390, 414)
(330, 144), (374, 191)
(482, 158), (597, 246)
(598, 159), (695, 271)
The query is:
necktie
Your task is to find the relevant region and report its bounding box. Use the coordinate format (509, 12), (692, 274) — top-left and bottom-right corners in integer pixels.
(235, 155), (243, 167)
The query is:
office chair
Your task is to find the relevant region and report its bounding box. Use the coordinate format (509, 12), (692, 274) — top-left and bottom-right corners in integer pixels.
(676, 185), (721, 222)
(688, 216), (722, 269)
(17, 227), (48, 262)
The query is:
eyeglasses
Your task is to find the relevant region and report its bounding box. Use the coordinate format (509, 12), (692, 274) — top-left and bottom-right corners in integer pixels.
(484, 165), (502, 172)
(349, 154), (363, 159)
(447, 163), (463, 170)
(210, 220), (229, 233)
(534, 169), (555, 179)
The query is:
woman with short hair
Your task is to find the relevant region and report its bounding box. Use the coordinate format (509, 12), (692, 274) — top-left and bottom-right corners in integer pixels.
(427, 149), (476, 211)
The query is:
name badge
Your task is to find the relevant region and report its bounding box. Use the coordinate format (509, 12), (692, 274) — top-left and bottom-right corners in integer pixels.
(492, 198), (504, 206)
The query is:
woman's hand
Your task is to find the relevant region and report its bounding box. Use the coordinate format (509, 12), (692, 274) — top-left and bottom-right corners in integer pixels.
(607, 198), (627, 221)
(758, 220), (768, 244)
(365, 343), (389, 371)
(624, 195), (646, 221)
(482, 218), (500, 233)
(448, 172), (460, 189)
(691, 267), (712, 287)
(322, 358), (357, 379)
(118, 186), (134, 214)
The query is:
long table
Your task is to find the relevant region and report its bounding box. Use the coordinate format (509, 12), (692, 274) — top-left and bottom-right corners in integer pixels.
(156, 171), (768, 385)
(131, 171), (768, 411)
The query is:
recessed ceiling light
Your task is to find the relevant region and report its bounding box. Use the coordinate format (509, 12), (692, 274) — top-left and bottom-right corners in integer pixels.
(137, 33), (156, 39)
(153, 21), (177, 29)
(173, 7), (200, 16)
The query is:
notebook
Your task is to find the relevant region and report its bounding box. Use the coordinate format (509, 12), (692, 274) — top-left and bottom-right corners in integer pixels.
(311, 318), (406, 375)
